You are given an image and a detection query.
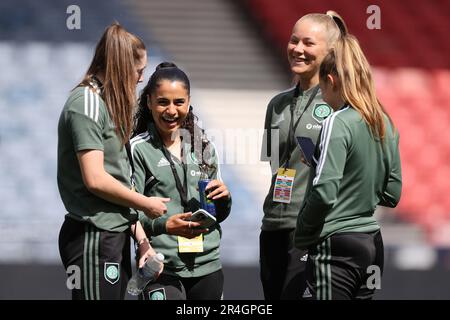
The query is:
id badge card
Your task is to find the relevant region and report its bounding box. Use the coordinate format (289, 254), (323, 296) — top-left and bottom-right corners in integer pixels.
(178, 234), (204, 253)
(273, 168), (296, 204)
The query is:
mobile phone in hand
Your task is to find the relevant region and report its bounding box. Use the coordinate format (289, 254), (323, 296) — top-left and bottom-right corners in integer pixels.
(186, 209), (217, 228)
(296, 136), (316, 167)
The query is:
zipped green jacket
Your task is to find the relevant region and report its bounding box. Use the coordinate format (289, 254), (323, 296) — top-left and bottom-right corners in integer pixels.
(295, 106), (402, 249)
(131, 123), (231, 277)
(261, 85), (333, 230)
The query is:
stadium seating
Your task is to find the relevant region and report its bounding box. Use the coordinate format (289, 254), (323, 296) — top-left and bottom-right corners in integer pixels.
(0, 0), (265, 264)
(0, 0), (160, 261)
(1, 0), (449, 266)
(246, 0), (450, 69)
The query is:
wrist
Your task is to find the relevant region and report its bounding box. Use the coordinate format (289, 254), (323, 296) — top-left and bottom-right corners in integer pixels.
(135, 193), (147, 213)
(136, 238), (151, 258)
(137, 237), (149, 246)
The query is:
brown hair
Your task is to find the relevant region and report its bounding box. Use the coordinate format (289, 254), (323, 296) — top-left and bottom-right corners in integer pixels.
(319, 31), (395, 144)
(79, 22), (146, 145)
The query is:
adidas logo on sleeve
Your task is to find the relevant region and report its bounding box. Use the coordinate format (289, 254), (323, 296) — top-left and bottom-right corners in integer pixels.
(157, 157), (170, 167)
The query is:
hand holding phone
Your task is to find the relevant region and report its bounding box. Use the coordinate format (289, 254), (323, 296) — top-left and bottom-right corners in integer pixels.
(186, 209), (217, 228)
(296, 136), (316, 167)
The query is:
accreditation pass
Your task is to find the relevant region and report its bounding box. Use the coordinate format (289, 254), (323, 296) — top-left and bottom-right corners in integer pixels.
(273, 168), (296, 204)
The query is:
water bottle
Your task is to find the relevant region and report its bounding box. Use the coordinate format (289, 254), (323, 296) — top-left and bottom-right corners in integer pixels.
(198, 172), (216, 216)
(127, 253), (164, 296)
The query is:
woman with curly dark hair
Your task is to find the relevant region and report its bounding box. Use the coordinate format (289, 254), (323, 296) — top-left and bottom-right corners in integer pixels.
(130, 62), (232, 300)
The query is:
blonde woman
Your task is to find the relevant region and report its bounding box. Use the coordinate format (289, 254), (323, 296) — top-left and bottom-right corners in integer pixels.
(260, 12), (345, 300)
(295, 15), (402, 300)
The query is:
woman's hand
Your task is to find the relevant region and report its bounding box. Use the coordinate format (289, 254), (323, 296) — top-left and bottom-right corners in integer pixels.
(136, 238), (156, 268)
(205, 180), (230, 200)
(166, 213), (208, 238)
(137, 241), (164, 279)
(142, 197), (170, 219)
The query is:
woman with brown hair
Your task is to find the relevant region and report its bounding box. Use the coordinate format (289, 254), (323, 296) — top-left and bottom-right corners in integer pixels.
(57, 23), (168, 300)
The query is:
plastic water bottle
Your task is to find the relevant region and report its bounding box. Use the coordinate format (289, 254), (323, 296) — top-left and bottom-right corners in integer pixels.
(127, 253), (164, 296)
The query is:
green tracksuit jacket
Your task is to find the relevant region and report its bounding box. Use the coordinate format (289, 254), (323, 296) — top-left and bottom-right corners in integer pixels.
(295, 105), (402, 249)
(130, 123), (232, 277)
(261, 85), (333, 230)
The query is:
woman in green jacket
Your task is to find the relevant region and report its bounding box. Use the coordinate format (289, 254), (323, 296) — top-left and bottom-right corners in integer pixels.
(295, 15), (402, 300)
(130, 62), (232, 300)
(260, 11), (346, 300)
(57, 23), (167, 300)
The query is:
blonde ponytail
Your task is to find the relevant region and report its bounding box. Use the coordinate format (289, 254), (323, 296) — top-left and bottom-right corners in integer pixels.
(326, 10), (348, 37)
(320, 32), (394, 143)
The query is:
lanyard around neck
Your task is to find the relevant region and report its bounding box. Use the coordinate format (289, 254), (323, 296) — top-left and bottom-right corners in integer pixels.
(284, 84), (319, 168)
(161, 146), (189, 212)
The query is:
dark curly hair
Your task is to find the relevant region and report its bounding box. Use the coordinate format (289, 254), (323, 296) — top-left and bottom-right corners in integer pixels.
(133, 62), (215, 172)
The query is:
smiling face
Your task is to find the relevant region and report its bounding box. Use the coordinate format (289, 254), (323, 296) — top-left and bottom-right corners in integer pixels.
(287, 19), (329, 79)
(148, 79), (190, 141)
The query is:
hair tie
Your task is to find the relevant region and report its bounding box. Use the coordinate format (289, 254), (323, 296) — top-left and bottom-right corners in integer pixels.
(326, 11), (347, 36)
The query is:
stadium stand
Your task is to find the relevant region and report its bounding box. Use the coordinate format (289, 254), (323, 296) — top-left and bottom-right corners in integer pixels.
(0, 0), (164, 262)
(1, 0), (450, 299)
(246, 0), (450, 69)
(0, 0), (272, 265)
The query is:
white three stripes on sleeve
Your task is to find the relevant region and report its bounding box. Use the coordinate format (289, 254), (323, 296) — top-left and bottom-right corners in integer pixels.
(89, 89), (94, 119)
(84, 87), (88, 116)
(95, 93), (99, 122)
(129, 132), (151, 180)
(130, 132), (151, 162)
(84, 87), (100, 123)
(313, 107), (349, 186)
